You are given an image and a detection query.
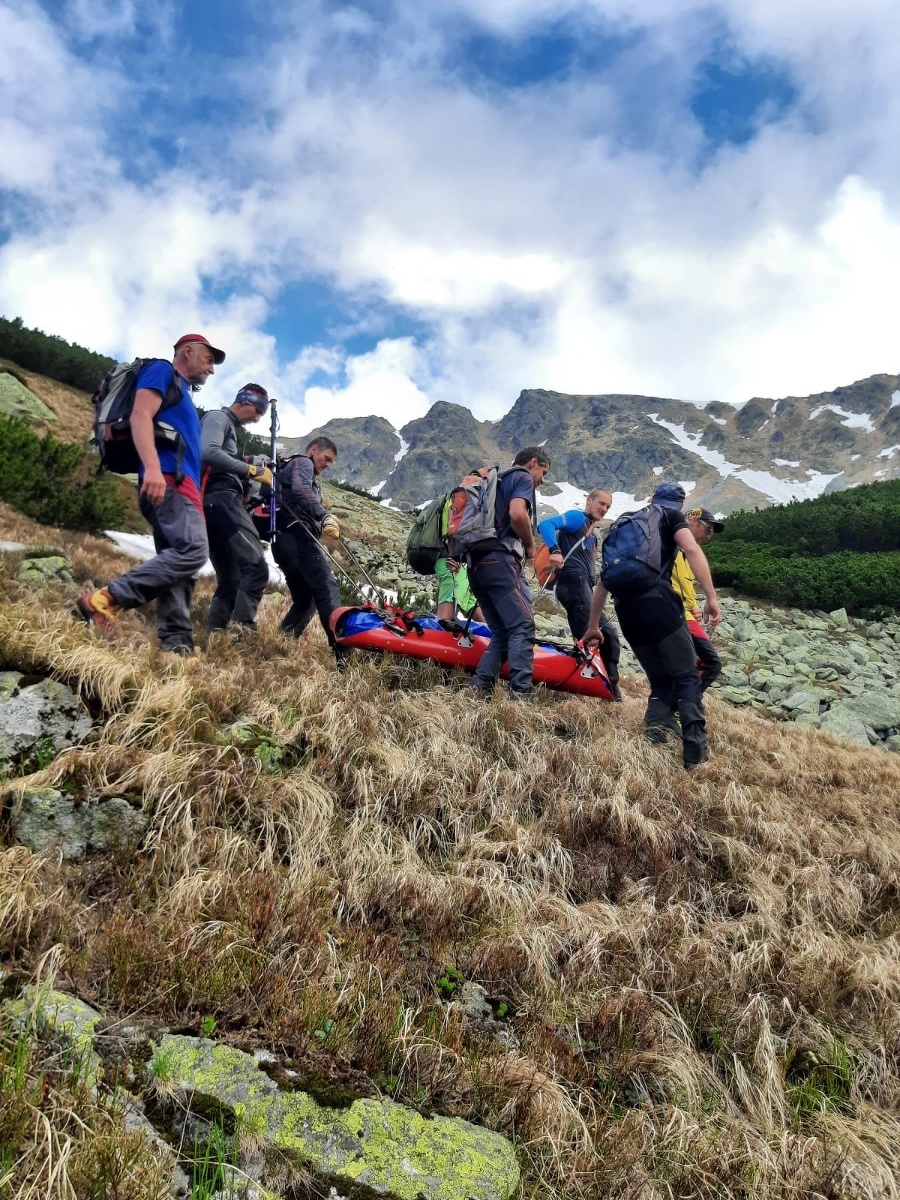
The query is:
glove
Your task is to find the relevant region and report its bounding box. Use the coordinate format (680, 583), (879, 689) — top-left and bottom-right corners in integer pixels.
(322, 515), (341, 542)
(247, 463), (273, 488)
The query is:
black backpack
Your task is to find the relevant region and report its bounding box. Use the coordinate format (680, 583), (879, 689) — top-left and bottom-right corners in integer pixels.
(92, 358), (184, 475)
(600, 504), (668, 596)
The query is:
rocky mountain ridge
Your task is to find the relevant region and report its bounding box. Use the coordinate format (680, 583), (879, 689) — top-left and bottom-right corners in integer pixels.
(283, 373), (900, 517)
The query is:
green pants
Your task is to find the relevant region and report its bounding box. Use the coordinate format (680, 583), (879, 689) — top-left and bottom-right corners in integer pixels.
(435, 556), (478, 614)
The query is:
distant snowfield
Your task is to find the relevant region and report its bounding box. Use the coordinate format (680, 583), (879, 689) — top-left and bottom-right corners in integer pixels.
(809, 404), (875, 432)
(538, 482), (587, 514)
(648, 414), (843, 503)
(891, 391), (900, 409)
(393, 434), (410, 464)
(105, 531), (286, 585)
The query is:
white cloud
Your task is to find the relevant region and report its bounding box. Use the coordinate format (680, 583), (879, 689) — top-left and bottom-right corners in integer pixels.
(300, 338), (431, 428)
(2, 0), (900, 431)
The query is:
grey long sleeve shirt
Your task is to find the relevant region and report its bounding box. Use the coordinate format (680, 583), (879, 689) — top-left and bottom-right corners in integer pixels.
(201, 408), (251, 495)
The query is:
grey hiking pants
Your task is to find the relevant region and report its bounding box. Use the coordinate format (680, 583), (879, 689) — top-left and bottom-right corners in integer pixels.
(108, 484), (209, 652)
(204, 491), (269, 630)
(468, 548), (535, 695)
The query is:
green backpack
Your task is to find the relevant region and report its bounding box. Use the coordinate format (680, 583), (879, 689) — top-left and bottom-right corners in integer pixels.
(406, 494), (449, 575)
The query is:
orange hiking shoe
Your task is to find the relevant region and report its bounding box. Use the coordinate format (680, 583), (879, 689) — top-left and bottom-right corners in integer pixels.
(73, 587), (121, 636)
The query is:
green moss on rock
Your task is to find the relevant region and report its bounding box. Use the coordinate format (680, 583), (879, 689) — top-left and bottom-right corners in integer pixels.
(158, 1035), (520, 1200)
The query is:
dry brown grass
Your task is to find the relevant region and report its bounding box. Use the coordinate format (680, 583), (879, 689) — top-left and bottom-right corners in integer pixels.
(1, 528), (900, 1198)
(5, 365), (95, 443)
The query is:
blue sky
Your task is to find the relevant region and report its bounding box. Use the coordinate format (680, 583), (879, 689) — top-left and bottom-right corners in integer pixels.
(2, 0), (900, 436)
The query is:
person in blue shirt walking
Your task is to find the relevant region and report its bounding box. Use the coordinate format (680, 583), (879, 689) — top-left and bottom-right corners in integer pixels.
(75, 333), (224, 655)
(537, 488), (622, 699)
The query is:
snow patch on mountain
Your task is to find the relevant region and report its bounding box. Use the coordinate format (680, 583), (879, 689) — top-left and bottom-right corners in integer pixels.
(773, 458), (801, 467)
(649, 414), (842, 502)
(809, 404), (875, 432)
(539, 482), (586, 513)
(891, 391), (900, 409)
(878, 445), (900, 459)
(105, 531), (287, 584)
(393, 435), (410, 464)
(607, 491), (650, 520)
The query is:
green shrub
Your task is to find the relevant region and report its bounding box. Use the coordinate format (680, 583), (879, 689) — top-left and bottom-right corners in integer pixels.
(0, 414), (133, 533)
(708, 540), (900, 612)
(719, 481), (900, 555)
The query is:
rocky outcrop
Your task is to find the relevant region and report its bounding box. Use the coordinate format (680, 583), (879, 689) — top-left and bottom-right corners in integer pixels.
(17, 548), (76, 587)
(1, 985), (521, 1200)
(0, 672), (93, 771)
(0, 368), (56, 421)
(11, 789), (148, 859)
(293, 373), (900, 512)
(710, 602), (900, 749)
(155, 1035), (520, 1200)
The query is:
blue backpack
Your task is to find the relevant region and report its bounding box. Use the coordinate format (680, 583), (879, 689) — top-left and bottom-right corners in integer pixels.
(600, 504), (668, 596)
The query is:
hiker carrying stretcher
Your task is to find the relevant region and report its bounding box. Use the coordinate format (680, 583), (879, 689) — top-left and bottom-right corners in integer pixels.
(272, 438), (345, 658)
(537, 487), (622, 700)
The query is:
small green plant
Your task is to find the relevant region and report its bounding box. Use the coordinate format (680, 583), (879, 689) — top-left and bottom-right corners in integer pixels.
(314, 1016), (336, 1044)
(199, 1015), (217, 1038)
(252, 737), (284, 774)
(33, 735), (55, 770)
(189, 1119), (231, 1200)
(786, 1039), (854, 1124)
(437, 965), (464, 1000)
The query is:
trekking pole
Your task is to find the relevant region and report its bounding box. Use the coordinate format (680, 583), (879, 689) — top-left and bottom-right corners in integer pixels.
(267, 396), (279, 544)
(315, 536), (373, 607)
(335, 535), (392, 607)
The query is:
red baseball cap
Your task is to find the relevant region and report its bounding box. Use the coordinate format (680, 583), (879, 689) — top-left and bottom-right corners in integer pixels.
(173, 333), (226, 364)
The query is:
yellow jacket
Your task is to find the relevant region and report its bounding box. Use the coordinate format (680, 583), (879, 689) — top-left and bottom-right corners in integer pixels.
(671, 550), (698, 618)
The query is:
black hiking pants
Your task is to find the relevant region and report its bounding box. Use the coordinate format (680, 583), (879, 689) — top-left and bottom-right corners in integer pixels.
(614, 584), (707, 767)
(555, 574), (621, 688)
(272, 522), (341, 646)
(204, 491), (269, 631)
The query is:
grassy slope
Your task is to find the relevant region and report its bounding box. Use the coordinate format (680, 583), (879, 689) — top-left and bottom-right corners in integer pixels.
(0, 378), (900, 1197)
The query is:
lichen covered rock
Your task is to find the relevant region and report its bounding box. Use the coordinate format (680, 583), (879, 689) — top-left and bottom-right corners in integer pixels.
(156, 1035), (520, 1200)
(0, 673), (92, 767)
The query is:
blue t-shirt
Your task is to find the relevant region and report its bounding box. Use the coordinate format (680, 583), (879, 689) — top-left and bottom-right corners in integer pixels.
(135, 359), (202, 487)
(494, 468), (535, 546)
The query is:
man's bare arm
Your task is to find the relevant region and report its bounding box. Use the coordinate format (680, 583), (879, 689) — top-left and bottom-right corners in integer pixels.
(131, 388), (166, 505)
(509, 497), (535, 560)
(675, 528), (721, 626)
(583, 579), (608, 646)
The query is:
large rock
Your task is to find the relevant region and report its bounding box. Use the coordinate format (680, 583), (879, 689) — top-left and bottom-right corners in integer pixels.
(12, 789), (148, 859)
(155, 1035), (520, 1200)
(18, 553), (76, 587)
(0, 370), (56, 420)
(818, 706), (873, 746)
(829, 692), (900, 733)
(0, 673), (93, 767)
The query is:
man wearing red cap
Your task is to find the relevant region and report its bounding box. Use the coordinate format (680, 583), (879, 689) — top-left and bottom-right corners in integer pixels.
(74, 333), (225, 654)
(201, 383), (273, 634)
